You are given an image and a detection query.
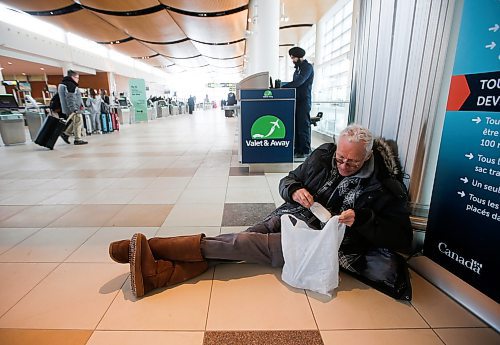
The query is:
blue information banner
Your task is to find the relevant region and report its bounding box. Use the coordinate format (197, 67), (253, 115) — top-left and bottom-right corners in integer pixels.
(240, 89), (295, 163)
(424, 0), (499, 302)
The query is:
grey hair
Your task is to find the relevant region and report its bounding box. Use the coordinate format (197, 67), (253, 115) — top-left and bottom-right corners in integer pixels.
(339, 124), (374, 157)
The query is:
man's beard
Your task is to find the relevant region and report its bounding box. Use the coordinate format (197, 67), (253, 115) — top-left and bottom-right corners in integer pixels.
(293, 61), (300, 67)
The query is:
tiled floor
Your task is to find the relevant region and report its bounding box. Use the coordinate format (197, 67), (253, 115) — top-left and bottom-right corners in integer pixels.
(0, 109), (497, 345)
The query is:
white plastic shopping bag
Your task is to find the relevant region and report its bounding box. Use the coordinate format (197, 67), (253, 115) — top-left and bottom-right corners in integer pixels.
(281, 214), (345, 296)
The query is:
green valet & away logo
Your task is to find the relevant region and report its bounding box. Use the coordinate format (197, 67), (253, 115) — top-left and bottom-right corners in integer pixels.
(251, 115), (286, 139)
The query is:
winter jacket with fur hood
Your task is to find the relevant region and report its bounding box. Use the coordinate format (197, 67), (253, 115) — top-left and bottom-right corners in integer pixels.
(277, 139), (413, 253)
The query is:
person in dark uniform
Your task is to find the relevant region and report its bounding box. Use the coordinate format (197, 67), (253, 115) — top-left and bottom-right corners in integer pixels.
(283, 47), (314, 159)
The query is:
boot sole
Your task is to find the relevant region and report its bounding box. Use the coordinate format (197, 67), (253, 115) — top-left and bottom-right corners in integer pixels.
(130, 233), (144, 297)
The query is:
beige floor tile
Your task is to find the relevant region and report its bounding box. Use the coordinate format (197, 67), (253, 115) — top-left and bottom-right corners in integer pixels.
(65, 227), (159, 263)
(206, 264), (317, 330)
(123, 169), (166, 177)
(145, 177), (192, 190)
(48, 205), (125, 227)
(158, 168), (199, 177)
(0, 206), (28, 221)
(105, 204), (173, 227)
(0, 329), (92, 345)
(30, 178), (79, 190)
(68, 178), (118, 190)
(87, 330), (204, 345)
(0, 228), (40, 255)
(157, 226), (221, 237)
(40, 189), (102, 205)
(187, 175), (228, 188)
(0, 190), (17, 202)
(109, 178), (155, 189)
(228, 176), (269, 188)
(194, 167), (230, 177)
(0, 189), (58, 205)
(97, 270), (213, 330)
(321, 329), (444, 345)
(0, 179), (46, 190)
(225, 187), (275, 203)
(434, 327), (500, 345)
(410, 273), (487, 328)
(0, 263), (57, 316)
(162, 203), (224, 226)
(0, 263), (128, 329)
(0, 205), (75, 228)
(130, 188), (184, 204)
(177, 188), (227, 204)
(83, 189), (141, 204)
(308, 273), (428, 330)
(0, 227), (98, 262)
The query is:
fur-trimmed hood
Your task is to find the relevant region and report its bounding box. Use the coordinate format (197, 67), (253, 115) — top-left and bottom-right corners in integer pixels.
(372, 138), (404, 182)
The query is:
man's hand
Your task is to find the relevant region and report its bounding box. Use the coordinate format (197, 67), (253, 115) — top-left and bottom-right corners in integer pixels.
(292, 188), (314, 208)
(339, 209), (355, 226)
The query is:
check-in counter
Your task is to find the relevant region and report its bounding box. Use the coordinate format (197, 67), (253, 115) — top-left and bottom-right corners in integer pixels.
(25, 108), (47, 141)
(0, 94), (27, 146)
(0, 112), (26, 145)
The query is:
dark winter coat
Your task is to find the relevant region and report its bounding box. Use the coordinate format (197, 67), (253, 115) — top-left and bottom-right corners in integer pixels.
(283, 59), (314, 109)
(276, 139), (413, 253)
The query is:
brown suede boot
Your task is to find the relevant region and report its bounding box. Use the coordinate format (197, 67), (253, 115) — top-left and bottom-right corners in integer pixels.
(129, 233), (208, 298)
(109, 234), (205, 264)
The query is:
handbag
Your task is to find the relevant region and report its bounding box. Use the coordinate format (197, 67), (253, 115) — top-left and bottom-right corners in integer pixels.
(281, 214), (345, 296)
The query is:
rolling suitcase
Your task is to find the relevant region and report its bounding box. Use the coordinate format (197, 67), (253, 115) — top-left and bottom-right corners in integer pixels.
(83, 113), (92, 135)
(101, 113), (108, 133)
(111, 111), (119, 131)
(34, 116), (67, 150)
(106, 113), (114, 132)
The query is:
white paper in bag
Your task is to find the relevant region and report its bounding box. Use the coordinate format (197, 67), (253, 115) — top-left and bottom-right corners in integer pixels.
(281, 214), (345, 296)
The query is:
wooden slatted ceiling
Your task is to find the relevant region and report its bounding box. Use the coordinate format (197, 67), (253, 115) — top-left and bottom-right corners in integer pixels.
(96, 11), (185, 42)
(79, 0), (161, 12)
(142, 55), (174, 67)
(206, 56), (244, 68)
(47, 9), (128, 42)
(2, 0), (73, 11)
(169, 10), (247, 43)
(160, 0), (248, 13)
(169, 56), (208, 68)
(107, 40), (158, 57)
(143, 40), (199, 58)
(191, 41), (245, 59)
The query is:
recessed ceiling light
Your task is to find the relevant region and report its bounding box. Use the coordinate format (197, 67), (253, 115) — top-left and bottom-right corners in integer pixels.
(22, 73), (26, 75)
(40, 67), (45, 70)
(7, 62), (13, 65)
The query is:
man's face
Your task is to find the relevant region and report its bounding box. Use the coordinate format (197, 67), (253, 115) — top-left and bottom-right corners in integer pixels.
(290, 56), (300, 66)
(335, 136), (370, 176)
(71, 74), (80, 83)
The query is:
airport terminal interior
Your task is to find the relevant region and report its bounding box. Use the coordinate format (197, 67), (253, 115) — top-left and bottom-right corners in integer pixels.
(0, 0), (498, 344)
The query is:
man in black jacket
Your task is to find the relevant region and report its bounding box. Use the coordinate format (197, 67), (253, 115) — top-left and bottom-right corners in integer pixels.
(109, 124), (412, 297)
(283, 47), (314, 159)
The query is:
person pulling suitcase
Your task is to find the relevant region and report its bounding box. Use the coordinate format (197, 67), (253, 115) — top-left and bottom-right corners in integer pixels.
(58, 70), (88, 145)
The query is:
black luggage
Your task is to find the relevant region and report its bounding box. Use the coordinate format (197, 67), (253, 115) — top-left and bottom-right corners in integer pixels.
(34, 116), (66, 150)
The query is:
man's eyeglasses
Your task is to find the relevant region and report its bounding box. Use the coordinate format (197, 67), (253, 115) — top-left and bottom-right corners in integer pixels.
(335, 155), (363, 168)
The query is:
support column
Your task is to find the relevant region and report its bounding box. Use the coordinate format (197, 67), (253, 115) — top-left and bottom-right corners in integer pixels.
(0, 65), (6, 93)
(247, 0), (280, 78)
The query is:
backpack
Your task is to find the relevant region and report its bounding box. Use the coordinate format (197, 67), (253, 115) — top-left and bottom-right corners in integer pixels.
(49, 93), (61, 112)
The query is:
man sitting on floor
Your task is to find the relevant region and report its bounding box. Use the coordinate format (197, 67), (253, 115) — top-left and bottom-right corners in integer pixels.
(109, 124), (413, 298)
